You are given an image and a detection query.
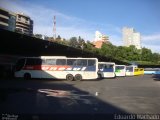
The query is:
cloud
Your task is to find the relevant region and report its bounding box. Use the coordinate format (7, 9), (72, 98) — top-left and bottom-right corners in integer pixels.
(142, 33), (160, 41)
(141, 33), (160, 53)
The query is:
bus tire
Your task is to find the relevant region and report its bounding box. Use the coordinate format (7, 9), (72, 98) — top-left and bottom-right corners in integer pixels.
(66, 74), (74, 81)
(74, 74), (82, 81)
(24, 73), (31, 80)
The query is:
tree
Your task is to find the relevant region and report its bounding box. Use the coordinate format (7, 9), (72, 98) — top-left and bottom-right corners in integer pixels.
(34, 34), (43, 39)
(56, 35), (61, 40)
(100, 43), (116, 58)
(44, 34), (160, 65)
(126, 45), (140, 61)
(151, 53), (160, 63)
(78, 36), (85, 49)
(83, 41), (95, 51)
(141, 47), (152, 61)
(114, 46), (127, 60)
(69, 37), (78, 48)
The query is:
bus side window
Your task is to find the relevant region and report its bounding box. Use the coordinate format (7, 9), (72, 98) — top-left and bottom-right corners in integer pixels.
(77, 59), (87, 66)
(116, 66), (119, 69)
(46, 59), (56, 65)
(36, 59), (42, 65)
(56, 59), (66, 65)
(88, 60), (95, 66)
(130, 67), (133, 72)
(42, 59), (46, 65)
(104, 65), (107, 69)
(105, 65), (112, 69)
(26, 58), (34, 65)
(127, 67), (131, 72)
(67, 59), (76, 66)
(26, 58), (42, 65)
(98, 64), (103, 69)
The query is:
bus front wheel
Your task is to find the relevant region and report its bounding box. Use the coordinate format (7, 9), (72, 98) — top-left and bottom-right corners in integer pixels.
(74, 74), (82, 81)
(24, 73), (31, 80)
(66, 74), (74, 81)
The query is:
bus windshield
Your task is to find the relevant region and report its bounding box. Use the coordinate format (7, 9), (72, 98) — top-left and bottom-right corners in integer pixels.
(126, 67), (133, 72)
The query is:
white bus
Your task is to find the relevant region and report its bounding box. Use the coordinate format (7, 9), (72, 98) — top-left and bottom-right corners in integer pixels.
(126, 65), (138, 76)
(115, 65), (126, 77)
(126, 66), (135, 76)
(98, 62), (116, 78)
(14, 56), (98, 81)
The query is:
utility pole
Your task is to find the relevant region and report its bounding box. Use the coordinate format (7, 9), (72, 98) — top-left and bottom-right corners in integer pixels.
(53, 16), (56, 40)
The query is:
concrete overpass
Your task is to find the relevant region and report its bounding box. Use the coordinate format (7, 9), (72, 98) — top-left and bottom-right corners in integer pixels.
(0, 28), (129, 63)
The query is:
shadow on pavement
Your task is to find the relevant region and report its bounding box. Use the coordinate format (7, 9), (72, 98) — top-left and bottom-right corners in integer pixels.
(0, 79), (131, 120)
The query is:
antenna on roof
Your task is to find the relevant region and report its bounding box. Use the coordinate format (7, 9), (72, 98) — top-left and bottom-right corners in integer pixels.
(53, 16), (56, 40)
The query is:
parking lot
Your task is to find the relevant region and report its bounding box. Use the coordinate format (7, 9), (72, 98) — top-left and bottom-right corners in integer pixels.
(0, 75), (160, 119)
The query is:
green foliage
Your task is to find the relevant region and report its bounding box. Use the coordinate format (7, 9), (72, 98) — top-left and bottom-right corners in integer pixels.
(68, 37), (78, 48)
(49, 35), (160, 65)
(141, 47), (152, 61)
(97, 44), (160, 65)
(83, 41), (94, 51)
(100, 43), (116, 57)
(34, 34), (43, 39)
(66, 36), (86, 49)
(135, 61), (158, 65)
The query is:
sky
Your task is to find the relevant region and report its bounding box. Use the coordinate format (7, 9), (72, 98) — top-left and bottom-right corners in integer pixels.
(0, 0), (160, 53)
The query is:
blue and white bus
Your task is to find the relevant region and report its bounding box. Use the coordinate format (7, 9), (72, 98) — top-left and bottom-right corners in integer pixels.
(98, 62), (116, 78)
(14, 56), (98, 81)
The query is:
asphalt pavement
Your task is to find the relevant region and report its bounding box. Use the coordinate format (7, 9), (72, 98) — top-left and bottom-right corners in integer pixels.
(0, 75), (160, 119)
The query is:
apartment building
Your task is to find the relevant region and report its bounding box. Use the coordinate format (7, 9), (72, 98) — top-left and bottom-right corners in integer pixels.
(122, 27), (141, 49)
(93, 31), (110, 48)
(0, 8), (16, 31)
(15, 13), (33, 35)
(0, 7), (33, 35)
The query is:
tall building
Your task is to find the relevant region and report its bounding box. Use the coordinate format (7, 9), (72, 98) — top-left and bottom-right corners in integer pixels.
(122, 27), (141, 49)
(15, 13), (33, 35)
(0, 8), (16, 31)
(93, 31), (110, 48)
(0, 7), (33, 35)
